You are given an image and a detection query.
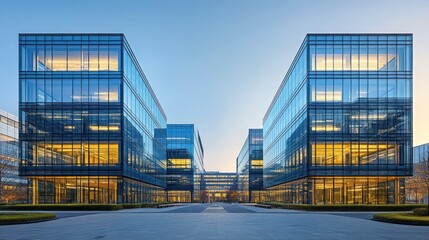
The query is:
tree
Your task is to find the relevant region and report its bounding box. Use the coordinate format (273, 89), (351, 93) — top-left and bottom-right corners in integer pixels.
(199, 190), (209, 203)
(226, 189), (238, 203)
(413, 160), (429, 215)
(0, 154), (28, 203)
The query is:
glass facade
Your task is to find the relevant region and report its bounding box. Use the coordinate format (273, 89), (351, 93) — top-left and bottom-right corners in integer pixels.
(263, 34), (413, 204)
(413, 143), (429, 163)
(0, 110), (27, 203)
(166, 124), (204, 202)
(19, 33), (167, 204)
(236, 129), (265, 203)
(201, 172), (237, 202)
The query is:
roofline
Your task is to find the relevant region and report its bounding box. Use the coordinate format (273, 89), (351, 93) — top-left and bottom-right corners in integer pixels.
(263, 32), (413, 122)
(263, 34), (309, 122)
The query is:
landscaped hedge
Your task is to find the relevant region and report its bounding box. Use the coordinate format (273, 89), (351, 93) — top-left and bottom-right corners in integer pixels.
(413, 207), (429, 216)
(260, 202), (428, 211)
(0, 203), (167, 211)
(373, 212), (429, 225)
(0, 212), (56, 225)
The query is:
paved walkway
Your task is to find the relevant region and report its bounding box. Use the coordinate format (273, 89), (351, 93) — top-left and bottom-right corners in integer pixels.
(0, 203), (427, 239)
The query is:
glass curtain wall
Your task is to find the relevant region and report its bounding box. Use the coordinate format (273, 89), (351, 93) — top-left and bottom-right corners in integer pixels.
(237, 129), (264, 203)
(19, 34), (167, 204)
(264, 34), (412, 204)
(166, 124), (204, 202)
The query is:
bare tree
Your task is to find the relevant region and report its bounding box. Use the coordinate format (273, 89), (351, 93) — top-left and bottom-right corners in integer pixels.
(413, 160), (429, 214)
(0, 154), (28, 203)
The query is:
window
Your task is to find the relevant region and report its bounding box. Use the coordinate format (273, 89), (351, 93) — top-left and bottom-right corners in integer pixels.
(67, 46), (81, 71)
(52, 46), (67, 71)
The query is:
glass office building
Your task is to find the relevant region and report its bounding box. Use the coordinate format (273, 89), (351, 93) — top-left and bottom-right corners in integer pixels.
(19, 33), (167, 204)
(236, 129), (265, 203)
(0, 110), (27, 203)
(166, 124), (204, 202)
(202, 171), (237, 202)
(263, 34), (413, 204)
(413, 143), (429, 163)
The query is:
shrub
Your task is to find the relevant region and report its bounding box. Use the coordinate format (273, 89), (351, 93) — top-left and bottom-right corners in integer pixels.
(413, 207), (429, 216)
(373, 212), (429, 225)
(0, 204), (123, 211)
(0, 212), (56, 225)
(261, 202), (427, 212)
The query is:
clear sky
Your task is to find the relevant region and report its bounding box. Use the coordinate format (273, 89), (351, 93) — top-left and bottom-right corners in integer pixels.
(1, 0), (429, 172)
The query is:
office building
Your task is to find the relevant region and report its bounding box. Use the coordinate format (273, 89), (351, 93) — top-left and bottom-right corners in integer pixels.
(202, 171), (237, 202)
(263, 34), (413, 204)
(166, 124), (204, 202)
(0, 110), (27, 203)
(19, 33), (167, 204)
(236, 129), (265, 203)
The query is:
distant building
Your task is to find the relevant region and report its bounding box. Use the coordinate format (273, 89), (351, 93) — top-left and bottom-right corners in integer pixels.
(202, 171), (237, 202)
(236, 129), (265, 203)
(166, 124), (204, 202)
(0, 109), (27, 203)
(263, 34), (413, 204)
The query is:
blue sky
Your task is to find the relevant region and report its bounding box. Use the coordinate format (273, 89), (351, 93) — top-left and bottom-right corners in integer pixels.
(1, 0), (429, 171)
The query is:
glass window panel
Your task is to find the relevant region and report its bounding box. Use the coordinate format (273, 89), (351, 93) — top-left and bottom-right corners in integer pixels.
(316, 79), (325, 102)
(67, 46), (81, 71)
(397, 45), (406, 71)
(82, 79), (89, 102)
(368, 45), (378, 70)
(359, 45), (368, 71)
(82, 46), (89, 71)
(62, 79), (73, 102)
(359, 78), (367, 99)
(89, 45), (98, 71)
(405, 45), (412, 71)
(89, 79), (99, 102)
(333, 79), (342, 102)
(45, 79), (52, 102)
(73, 79), (81, 102)
(45, 45), (52, 71)
(326, 45), (333, 71)
(368, 79), (377, 98)
(343, 45), (351, 70)
(37, 45), (45, 71)
(36, 78), (45, 102)
(24, 45), (36, 71)
(26, 79), (36, 102)
(342, 79), (351, 102)
(52, 79), (62, 102)
(316, 45), (325, 71)
(351, 46), (359, 71)
(333, 46), (342, 70)
(109, 45), (120, 71)
(379, 79), (387, 98)
(99, 45), (109, 71)
(52, 46), (67, 71)
(99, 79), (109, 102)
(109, 79), (120, 102)
(397, 79), (406, 98)
(388, 46), (397, 71)
(378, 45), (388, 71)
(388, 79), (396, 98)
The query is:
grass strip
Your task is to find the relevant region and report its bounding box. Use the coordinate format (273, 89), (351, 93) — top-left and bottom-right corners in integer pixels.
(0, 212), (56, 225)
(373, 212), (429, 226)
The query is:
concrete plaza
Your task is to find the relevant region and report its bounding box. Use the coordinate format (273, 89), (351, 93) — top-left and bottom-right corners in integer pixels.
(0, 203), (427, 240)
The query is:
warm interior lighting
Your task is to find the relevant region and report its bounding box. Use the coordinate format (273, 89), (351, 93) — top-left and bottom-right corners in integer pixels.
(89, 125), (119, 131)
(168, 158), (191, 168)
(35, 143), (119, 165)
(311, 143), (397, 165)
